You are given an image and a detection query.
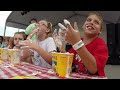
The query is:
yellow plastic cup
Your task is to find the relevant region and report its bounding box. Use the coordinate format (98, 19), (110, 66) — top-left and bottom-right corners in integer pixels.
(0, 48), (8, 60)
(52, 52), (74, 78)
(7, 49), (21, 65)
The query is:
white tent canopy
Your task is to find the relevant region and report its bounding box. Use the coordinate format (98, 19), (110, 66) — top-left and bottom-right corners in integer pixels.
(6, 11), (120, 29)
(5, 11), (120, 41)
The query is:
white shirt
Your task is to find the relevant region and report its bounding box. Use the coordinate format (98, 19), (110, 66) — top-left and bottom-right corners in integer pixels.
(33, 37), (56, 68)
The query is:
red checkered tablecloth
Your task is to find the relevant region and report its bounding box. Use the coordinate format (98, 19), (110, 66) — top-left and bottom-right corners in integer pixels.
(0, 60), (107, 79)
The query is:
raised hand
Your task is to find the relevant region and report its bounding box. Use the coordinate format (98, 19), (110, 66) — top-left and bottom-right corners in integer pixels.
(19, 39), (37, 50)
(64, 19), (81, 45)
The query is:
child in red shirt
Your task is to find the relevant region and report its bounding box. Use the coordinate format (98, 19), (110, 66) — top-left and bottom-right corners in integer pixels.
(69, 37), (108, 76)
(58, 12), (108, 77)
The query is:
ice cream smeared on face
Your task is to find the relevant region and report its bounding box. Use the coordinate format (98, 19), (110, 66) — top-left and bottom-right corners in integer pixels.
(85, 24), (95, 30)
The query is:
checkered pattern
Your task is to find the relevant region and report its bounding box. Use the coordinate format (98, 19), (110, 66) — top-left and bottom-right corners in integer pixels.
(0, 61), (107, 79)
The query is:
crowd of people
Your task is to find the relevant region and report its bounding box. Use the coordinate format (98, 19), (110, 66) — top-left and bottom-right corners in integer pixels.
(0, 12), (108, 77)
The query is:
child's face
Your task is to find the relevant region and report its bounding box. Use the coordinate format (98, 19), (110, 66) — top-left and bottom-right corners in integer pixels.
(14, 34), (24, 46)
(31, 20), (37, 24)
(5, 39), (9, 47)
(37, 20), (50, 36)
(82, 14), (102, 35)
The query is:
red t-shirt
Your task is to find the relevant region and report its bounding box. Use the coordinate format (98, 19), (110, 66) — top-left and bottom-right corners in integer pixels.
(69, 37), (108, 76)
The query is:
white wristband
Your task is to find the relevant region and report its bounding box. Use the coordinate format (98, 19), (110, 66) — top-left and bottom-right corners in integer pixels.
(72, 40), (84, 50)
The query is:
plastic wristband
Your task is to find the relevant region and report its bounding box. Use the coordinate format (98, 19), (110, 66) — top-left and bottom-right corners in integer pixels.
(72, 40), (84, 50)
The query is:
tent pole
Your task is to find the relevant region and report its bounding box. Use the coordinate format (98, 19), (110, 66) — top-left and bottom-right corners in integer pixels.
(3, 23), (6, 38)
